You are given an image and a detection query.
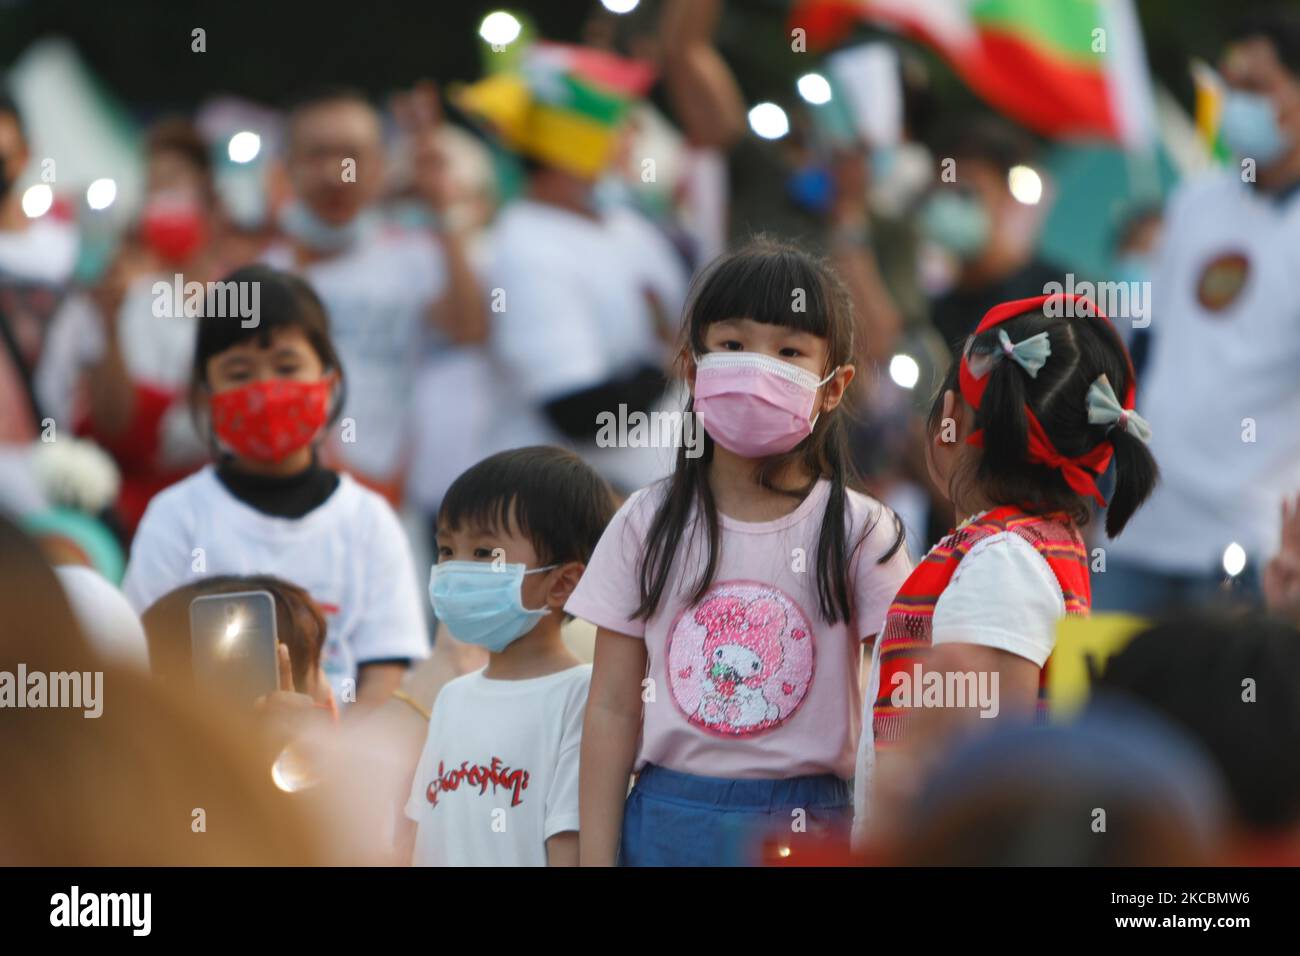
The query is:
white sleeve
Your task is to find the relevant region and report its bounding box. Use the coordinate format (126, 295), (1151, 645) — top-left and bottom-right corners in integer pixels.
(544, 670), (589, 840)
(930, 532), (1065, 667)
(488, 249), (608, 404)
(352, 496), (431, 665)
(121, 492), (194, 614)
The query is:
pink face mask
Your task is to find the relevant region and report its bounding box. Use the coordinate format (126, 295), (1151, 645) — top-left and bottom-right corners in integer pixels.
(693, 352), (837, 458)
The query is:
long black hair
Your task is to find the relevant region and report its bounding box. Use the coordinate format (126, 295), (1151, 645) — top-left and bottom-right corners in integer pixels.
(927, 300), (1158, 537)
(635, 237), (904, 625)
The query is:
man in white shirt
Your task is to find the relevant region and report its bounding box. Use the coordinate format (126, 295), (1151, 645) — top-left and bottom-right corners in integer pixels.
(1098, 9), (1300, 612)
(458, 46), (689, 494)
(266, 86), (487, 504)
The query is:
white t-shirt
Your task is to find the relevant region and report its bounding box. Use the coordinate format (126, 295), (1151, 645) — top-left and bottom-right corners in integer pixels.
(854, 529), (1065, 837)
(481, 199), (688, 491)
(0, 217), (78, 284)
(566, 480), (912, 781)
(1108, 172), (1300, 574)
(405, 664), (589, 867)
(122, 465), (429, 696)
(264, 223), (448, 481)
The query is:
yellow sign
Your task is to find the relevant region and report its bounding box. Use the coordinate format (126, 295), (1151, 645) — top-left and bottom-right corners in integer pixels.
(1047, 614), (1148, 719)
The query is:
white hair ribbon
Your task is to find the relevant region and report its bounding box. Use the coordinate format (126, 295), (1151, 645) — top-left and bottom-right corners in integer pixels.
(1087, 374), (1152, 444)
(996, 329), (1052, 378)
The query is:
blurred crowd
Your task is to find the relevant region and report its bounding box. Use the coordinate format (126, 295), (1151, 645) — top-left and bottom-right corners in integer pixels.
(2, 0), (1300, 868)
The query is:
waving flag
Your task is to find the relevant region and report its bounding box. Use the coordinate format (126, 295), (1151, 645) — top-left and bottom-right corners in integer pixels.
(791, 0), (1156, 148)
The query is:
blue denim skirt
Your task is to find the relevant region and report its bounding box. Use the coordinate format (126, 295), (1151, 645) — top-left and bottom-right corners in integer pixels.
(619, 763), (852, 867)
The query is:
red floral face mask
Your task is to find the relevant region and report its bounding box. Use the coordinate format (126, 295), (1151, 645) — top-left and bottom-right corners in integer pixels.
(209, 378), (332, 463)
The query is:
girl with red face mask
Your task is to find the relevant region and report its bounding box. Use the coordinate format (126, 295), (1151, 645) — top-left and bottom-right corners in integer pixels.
(121, 265), (429, 712)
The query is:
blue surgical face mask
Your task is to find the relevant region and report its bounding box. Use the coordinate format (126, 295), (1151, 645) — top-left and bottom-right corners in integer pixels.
(428, 561), (557, 653)
(920, 191), (990, 259)
(1112, 254), (1149, 287)
(278, 200), (370, 253)
(1220, 90), (1291, 166)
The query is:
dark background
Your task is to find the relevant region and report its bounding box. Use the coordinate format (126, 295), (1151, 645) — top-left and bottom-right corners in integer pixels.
(0, 0), (1286, 119)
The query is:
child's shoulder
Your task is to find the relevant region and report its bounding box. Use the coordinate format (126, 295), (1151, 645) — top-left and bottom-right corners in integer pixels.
(610, 481), (667, 533)
(329, 473), (404, 529)
(138, 465), (219, 525)
(439, 663), (591, 702)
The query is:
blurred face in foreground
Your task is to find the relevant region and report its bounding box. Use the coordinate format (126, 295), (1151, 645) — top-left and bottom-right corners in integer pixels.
(286, 99), (384, 225)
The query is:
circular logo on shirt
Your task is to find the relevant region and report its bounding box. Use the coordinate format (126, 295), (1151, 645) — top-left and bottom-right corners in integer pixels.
(1195, 251), (1251, 313)
(665, 580), (815, 737)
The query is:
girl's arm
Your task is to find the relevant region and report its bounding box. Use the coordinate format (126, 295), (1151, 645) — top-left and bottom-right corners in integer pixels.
(867, 643), (1039, 837)
(579, 627), (647, 867)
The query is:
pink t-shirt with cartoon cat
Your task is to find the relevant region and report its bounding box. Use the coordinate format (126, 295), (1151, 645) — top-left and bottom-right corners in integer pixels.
(565, 479), (913, 780)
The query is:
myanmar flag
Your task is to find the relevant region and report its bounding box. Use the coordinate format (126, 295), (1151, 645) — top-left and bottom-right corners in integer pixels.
(791, 0), (1156, 148)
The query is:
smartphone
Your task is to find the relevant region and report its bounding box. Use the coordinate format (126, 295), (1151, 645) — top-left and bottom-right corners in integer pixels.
(190, 590), (278, 704)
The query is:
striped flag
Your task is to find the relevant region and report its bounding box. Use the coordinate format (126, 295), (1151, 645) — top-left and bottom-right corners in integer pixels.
(791, 0), (1157, 148)
(1190, 59), (1233, 164)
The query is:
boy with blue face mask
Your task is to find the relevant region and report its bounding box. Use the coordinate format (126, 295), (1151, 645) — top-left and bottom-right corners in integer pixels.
(401, 446), (617, 866)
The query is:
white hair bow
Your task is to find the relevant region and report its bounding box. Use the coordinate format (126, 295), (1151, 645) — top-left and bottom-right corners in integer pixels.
(996, 329), (1052, 378)
(1087, 374), (1152, 443)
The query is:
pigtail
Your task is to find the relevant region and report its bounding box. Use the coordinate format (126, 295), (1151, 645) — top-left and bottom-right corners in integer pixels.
(972, 340), (1030, 484)
(1104, 426), (1159, 538)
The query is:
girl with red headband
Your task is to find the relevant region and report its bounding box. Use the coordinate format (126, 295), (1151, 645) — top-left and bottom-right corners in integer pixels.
(852, 291), (1158, 841)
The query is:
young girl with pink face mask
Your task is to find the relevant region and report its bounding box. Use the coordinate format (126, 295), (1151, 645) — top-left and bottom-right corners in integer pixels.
(565, 238), (912, 866)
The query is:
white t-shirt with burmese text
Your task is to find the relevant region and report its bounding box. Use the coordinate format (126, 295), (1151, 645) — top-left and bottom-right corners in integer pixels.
(122, 465), (429, 697)
(405, 665), (589, 867)
(565, 480), (912, 781)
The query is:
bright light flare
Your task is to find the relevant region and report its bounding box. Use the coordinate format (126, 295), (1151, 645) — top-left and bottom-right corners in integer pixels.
(479, 11), (522, 47)
(1008, 165), (1043, 205)
(748, 102), (790, 140)
(889, 353), (921, 390)
(797, 73), (832, 105)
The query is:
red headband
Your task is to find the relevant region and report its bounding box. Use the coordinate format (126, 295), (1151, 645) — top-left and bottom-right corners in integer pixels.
(957, 292), (1136, 508)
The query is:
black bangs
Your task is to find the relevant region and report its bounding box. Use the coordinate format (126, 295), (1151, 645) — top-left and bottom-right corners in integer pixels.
(437, 446), (617, 567)
(685, 237), (838, 350)
(191, 265), (340, 384)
